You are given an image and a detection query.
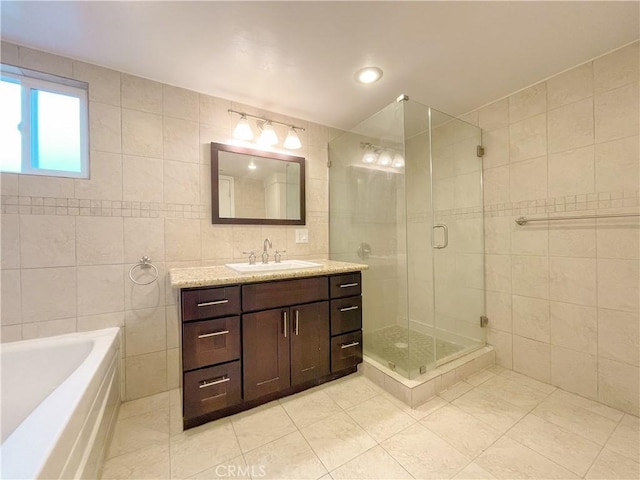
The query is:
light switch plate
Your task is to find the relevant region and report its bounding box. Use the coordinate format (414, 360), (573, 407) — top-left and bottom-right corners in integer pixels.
(295, 228), (309, 244)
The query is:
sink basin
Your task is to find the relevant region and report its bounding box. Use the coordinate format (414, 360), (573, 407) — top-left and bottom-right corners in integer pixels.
(225, 260), (323, 273)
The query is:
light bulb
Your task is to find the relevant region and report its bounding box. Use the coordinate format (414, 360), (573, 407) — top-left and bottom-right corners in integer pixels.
(355, 66), (383, 84)
(233, 115), (253, 141)
(284, 127), (302, 149)
(258, 121), (278, 146)
(248, 161), (257, 170)
(392, 153), (405, 168)
(362, 148), (377, 164)
(378, 150), (392, 166)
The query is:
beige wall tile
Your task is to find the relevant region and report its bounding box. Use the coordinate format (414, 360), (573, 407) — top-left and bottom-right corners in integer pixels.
(598, 358), (639, 415)
(165, 218), (201, 261)
(124, 217), (165, 264)
(548, 146), (595, 197)
(548, 98), (594, 154)
(199, 94), (232, 130)
(513, 335), (551, 383)
(77, 264), (124, 316)
(163, 85), (198, 121)
(125, 351), (168, 400)
(0, 325), (22, 343)
(307, 177), (328, 213)
(487, 328), (513, 368)
(595, 83), (640, 143)
(1, 172), (19, 195)
(165, 305), (179, 350)
(479, 99), (509, 131)
(122, 109), (163, 157)
(76, 216), (123, 265)
(167, 348), (180, 390)
(89, 102), (121, 153)
(511, 223), (548, 256)
(598, 309), (639, 366)
(18, 175), (73, 198)
(122, 155), (163, 203)
(483, 166), (509, 205)
(551, 346), (597, 400)
(163, 160), (199, 205)
(200, 223), (233, 261)
(75, 151), (123, 200)
(125, 307), (166, 356)
(509, 114), (547, 163)
(486, 291), (512, 333)
(509, 83), (547, 124)
(22, 317), (77, 340)
(307, 145), (329, 181)
(597, 258), (639, 312)
(77, 312), (124, 332)
(484, 216), (511, 255)
(485, 254), (511, 293)
(21, 267), (76, 322)
(596, 222), (639, 260)
(20, 215), (75, 268)
(549, 220), (596, 258)
(547, 63), (593, 110)
(125, 261), (165, 310)
(1, 41), (19, 65)
(512, 255), (549, 299)
(121, 74), (163, 114)
(73, 61), (121, 106)
(163, 117), (199, 163)
(595, 136), (640, 192)
(1, 214), (20, 269)
(1, 270), (21, 325)
(509, 156), (547, 202)
(455, 171), (482, 208)
(481, 127), (509, 169)
(512, 295), (549, 343)
(594, 42), (639, 93)
(549, 257), (597, 306)
(18, 46), (72, 77)
(550, 301), (597, 355)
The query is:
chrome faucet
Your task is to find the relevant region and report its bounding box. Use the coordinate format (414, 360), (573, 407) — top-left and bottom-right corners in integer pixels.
(262, 238), (272, 264)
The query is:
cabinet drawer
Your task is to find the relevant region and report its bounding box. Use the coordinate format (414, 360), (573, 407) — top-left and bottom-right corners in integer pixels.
(242, 277), (328, 312)
(182, 286), (240, 322)
(331, 331), (363, 372)
(183, 361), (242, 420)
(330, 296), (362, 335)
(183, 316), (240, 371)
(330, 272), (361, 299)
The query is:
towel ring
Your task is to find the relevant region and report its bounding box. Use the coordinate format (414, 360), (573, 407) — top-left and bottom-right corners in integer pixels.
(129, 256), (158, 286)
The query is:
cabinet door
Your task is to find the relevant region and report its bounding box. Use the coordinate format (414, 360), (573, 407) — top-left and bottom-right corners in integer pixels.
(290, 301), (330, 386)
(243, 308), (291, 401)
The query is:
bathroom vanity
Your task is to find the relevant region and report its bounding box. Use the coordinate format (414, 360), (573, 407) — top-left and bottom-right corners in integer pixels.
(170, 260), (367, 429)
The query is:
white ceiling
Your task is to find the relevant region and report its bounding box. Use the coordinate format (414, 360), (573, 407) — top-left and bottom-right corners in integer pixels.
(2, 1), (638, 130)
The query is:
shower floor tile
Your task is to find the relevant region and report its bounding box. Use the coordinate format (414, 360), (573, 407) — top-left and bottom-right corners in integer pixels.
(100, 369), (638, 480)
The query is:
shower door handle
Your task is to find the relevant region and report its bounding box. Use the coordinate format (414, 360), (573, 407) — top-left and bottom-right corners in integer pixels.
(432, 224), (449, 249)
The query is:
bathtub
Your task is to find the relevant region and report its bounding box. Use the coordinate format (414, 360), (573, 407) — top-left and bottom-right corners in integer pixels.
(0, 327), (121, 479)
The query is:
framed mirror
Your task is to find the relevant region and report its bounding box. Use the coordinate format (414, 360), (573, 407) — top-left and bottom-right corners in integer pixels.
(211, 142), (306, 225)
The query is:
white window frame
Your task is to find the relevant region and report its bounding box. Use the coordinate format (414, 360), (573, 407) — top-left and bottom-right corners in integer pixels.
(1, 66), (89, 179)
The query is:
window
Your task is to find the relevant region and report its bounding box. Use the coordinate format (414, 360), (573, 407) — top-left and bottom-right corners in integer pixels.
(0, 64), (89, 178)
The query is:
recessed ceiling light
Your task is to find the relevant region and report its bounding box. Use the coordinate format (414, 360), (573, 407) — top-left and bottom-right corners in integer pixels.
(355, 66), (383, 84)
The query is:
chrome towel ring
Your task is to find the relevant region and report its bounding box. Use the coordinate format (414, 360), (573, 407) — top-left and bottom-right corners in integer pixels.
(129, 256), (159, 285)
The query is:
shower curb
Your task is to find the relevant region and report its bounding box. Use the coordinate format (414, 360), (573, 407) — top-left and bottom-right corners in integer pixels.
(360, 345), (495, 408)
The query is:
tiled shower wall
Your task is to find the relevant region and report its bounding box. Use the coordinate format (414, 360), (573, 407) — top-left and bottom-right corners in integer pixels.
(0, 41), (331, 400)
(468, 41), (639, 415)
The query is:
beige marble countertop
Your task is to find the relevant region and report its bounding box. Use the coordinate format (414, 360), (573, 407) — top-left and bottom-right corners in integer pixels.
(169, 259), (369, 288)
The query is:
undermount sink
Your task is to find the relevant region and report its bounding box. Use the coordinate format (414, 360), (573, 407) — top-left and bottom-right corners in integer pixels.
(225, 260), (323, 273)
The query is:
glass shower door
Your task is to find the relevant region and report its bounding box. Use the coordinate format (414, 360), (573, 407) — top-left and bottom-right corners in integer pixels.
(430, 109), (485, 364)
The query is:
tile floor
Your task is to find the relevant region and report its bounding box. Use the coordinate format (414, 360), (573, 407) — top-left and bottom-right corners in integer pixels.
(100, 366), (639, 479)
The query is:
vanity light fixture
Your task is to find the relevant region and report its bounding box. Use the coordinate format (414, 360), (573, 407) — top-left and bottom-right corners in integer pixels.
(248, 160), (257, 170)
(355, 66), (383, 84)
(284, 127), (302, 150)
(232, 114), (254, 141)
(377, 150), (392, 166)
(392, 153), (405, 168)
(228, 109), (306, 150)
(360, 142), (404, 169)
(361, 144), (377, 164)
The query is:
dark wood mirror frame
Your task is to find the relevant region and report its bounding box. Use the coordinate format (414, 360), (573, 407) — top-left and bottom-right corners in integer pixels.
(211, 142), (306, 225)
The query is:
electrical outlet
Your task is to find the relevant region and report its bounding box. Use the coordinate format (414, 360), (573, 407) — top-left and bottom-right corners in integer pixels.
(295, 228), (309, 244)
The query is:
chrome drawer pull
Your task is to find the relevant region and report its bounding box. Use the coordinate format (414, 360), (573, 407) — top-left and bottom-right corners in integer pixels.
(197, 299), (229, 307)
(198, 330), (229, 339)
(199, 376), (230, 388)
(339, 283), (358, 288)
(295, 310), (299, 336)
(339, 306), (359, 312)
(283, 311), (288, 338)
(341, 341), (360, 349)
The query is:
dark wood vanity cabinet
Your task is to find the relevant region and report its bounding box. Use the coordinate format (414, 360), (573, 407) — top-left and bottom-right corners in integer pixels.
(180, 271), (362, 429)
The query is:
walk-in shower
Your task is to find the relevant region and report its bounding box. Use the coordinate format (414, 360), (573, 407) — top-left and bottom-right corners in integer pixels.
(329, 97), (485, 380)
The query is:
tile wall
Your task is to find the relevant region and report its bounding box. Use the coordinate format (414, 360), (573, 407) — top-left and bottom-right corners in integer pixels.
(0, 41), (331, 400)
(467, 41), (639, 415)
